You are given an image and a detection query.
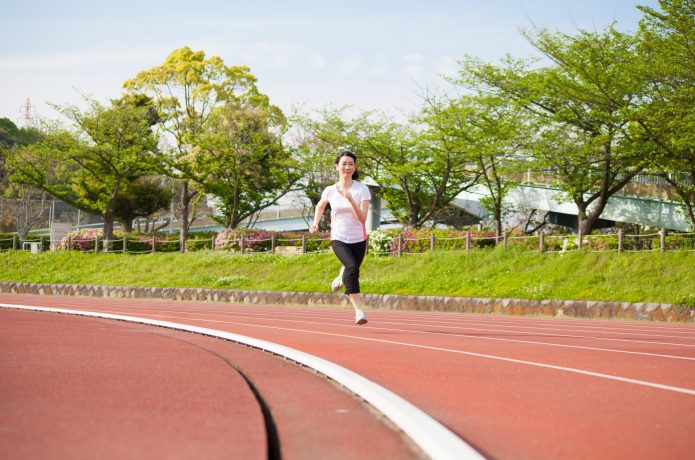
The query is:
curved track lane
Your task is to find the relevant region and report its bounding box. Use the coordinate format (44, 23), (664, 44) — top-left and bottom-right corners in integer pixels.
(2, 294), (694, 459)
(0, 306), (426, 460)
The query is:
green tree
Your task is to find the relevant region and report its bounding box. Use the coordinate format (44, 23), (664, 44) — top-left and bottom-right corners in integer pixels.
(459, 25), (648, 235)
(187, 100), (297, 228)
(8, 96), (159, 243)
(123, 46), (269, 248)
(633, 0), (695, 229)
(112, 176), (174, 233)
(0, 118), (42, 186)
(289, 107), (354, 230)
(0, 119), (47, 238)
(425, 94), (531, 238)
(352, 110), (479, 228)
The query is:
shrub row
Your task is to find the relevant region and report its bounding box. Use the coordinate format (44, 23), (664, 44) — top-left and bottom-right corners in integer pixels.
(2, 228), (694, 255)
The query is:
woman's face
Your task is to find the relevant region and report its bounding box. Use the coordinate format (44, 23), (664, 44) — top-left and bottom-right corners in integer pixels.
(336, 156), (356, 178)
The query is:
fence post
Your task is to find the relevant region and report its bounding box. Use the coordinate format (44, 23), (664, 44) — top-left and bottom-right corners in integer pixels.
(397, 234), (402, 258)
(430, 233), (435, 252)
(12, 235), (17, 250)
(95, 236), (98, 254)
(466, 232), (471, 252)
(539, 231), (545, 252)
(301, 234), (306, 254)
(503, 231), (508, 249)
(123, 236), (128, 253)
(660, 228), (666, 253)
(152, 236), (155, 253)
(618, 229), (624, 253)
(271, 234), (276, 253)
(577, 230), (583, 250)
(211, 235), (216, 251)
(240, 233), (246, 255)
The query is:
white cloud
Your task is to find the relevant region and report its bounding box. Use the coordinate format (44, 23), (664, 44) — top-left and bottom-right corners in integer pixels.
(340, 56), (363, 73)
(402, 52), (425, 78)
(436, 56), (459, 78)
(403, 65), (424, 78)
(0, 49), (159, 70)
(403, 52), (424, 64)
(367, 64), (388, 77)
(310, 53), (327, 69)
(240, 41), (295, 69)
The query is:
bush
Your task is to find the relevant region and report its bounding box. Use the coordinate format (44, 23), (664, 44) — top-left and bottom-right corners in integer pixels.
(58, 229), (181, 253)
(374, 228), (499, 256)
(214, 229), (331, 253)
(0, 233), (17, 250)
(368, 228), (394, 255)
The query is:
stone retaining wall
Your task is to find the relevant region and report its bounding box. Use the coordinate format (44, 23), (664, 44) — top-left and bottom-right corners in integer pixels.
(0, 281), (692, 323)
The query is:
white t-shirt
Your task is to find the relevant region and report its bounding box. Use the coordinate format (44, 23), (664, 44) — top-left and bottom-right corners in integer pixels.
(321, 181), (371, 243)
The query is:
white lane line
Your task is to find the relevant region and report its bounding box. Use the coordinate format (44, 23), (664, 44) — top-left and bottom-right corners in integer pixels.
(62, 304), (695, 362)
(9, 294), (694, 335)
(104, 301), (695, 339)
(39, 307), (695, 397)
(0, 303), (483, 460)
(63, 302), (695, 350)
(243, 308), (695, 340)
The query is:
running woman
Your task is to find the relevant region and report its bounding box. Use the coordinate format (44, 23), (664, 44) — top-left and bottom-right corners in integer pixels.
(309, 151), (371, 325)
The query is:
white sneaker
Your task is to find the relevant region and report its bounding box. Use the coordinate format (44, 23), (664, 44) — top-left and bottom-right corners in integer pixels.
(331, 266), (345, 293)
(355, 309), (368, 326)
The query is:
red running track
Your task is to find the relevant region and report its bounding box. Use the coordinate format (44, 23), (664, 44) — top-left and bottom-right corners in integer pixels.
(2, 293), (695, 459)
(0, 304), (423, 460)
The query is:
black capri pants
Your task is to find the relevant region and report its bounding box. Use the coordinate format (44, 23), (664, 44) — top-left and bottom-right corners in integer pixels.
(331, 239), (367, 295)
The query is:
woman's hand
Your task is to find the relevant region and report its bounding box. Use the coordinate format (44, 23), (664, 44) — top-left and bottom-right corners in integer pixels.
(336, 184), (351, 199)
(309, 223), (319, 234)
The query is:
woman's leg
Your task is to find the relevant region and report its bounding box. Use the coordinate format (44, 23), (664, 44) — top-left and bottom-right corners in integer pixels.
(331, 240), (367, 315)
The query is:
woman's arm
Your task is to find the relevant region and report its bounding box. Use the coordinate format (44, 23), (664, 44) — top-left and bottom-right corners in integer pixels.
(309, 198), (328, 233)
(343, 194), (369, 223)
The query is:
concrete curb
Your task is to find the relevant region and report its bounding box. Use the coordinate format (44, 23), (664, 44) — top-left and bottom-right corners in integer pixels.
(0, 281), (692, 323)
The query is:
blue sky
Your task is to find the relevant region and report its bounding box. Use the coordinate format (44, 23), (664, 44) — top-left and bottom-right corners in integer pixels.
(1, 0), (657, 126)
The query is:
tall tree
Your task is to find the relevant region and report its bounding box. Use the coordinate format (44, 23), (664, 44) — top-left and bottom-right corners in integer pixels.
(0, 118), (41, 187)
(289, 107), (354, 230)
(459, 25), (648, 234)
(123, 47), (267, 248)
(352, 110), (480, 228)
(425, 94), (530, 237)
(0, 119), (47, 238)
(633, 0), (695, 229)
(8, 96), (159, 243)
(187, 100), (297, 228)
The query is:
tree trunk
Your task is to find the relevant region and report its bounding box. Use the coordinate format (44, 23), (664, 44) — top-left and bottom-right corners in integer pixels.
(179, 181), (190, 253)
(494, 210), (503, 244)
(102, 217), (114, 251)
(576, 197), (610, 236)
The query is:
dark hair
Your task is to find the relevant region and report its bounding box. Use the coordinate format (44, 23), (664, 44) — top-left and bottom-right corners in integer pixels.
(335, 150), (359, 180)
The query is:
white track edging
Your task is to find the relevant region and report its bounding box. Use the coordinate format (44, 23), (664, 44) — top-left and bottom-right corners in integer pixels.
(1, 303), (483, 460)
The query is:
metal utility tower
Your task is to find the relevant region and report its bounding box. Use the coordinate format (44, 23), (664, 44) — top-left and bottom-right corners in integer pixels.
(19, 98), (35, 127)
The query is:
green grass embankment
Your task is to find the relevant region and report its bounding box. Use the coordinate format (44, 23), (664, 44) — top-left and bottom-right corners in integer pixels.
(1, 249), (693, 306)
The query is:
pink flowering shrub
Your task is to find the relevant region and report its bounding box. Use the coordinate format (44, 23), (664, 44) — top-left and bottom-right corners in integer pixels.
(59, 229), (180, 252)
(214, 229), (331, 253)
(59, 229), (103, 251)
